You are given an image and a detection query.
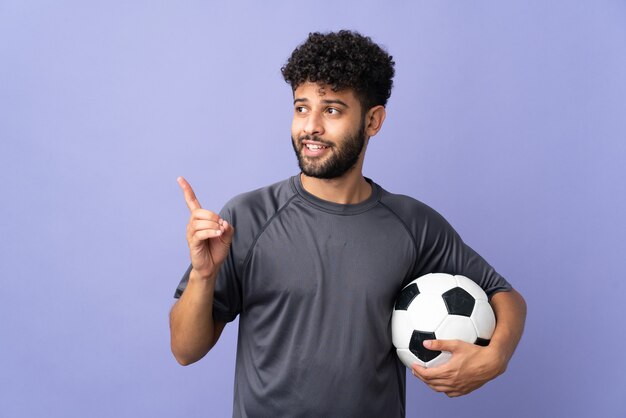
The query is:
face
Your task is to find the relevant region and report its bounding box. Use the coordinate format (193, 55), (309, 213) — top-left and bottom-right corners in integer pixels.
(291, 82), (367, 180)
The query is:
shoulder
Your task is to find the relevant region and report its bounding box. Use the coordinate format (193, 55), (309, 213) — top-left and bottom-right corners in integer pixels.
(377, 185), (451, 230)
(221, 176), (297, 228)
(375, 183), (462, 253)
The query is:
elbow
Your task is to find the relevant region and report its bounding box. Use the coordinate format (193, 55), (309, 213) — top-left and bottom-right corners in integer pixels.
(170, 338), (211, 366)
(170, 335), (200, 366)
(174, 355), (195, 367)
(171, 347), (201, 366)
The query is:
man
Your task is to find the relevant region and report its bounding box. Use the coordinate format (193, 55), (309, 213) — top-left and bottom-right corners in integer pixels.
(170, 30), (526, 417)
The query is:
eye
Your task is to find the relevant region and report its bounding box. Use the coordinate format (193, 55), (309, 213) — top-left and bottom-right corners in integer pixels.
(295, 106), (307, 114)
(326, 107), (340, 115)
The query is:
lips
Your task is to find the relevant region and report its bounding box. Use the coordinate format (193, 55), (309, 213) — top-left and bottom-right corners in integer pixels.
(304, 143), (328, 150)
(301, 139), (331, 157)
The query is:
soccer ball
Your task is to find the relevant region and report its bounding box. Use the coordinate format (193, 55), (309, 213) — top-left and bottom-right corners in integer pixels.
(391, 273), (496, 369)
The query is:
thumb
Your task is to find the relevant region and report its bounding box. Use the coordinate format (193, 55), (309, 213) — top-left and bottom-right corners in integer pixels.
(423, 339), (459, 352)
(220, 220), (235, 245)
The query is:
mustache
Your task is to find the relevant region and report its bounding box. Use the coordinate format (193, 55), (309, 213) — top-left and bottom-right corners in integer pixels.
(298, 135), (334, 147)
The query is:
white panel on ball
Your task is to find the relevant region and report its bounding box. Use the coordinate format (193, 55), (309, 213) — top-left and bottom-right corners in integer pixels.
(391, 310), (413, 349)
(436, 315), (478, 343)
(397, 348), (422, 368)
(471, 299), (496, 339)
(415, 273), (457, 295)
(406, 293), (448, 331)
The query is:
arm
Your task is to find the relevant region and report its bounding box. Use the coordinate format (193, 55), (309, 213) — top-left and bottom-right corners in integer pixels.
(412, 288), (527, 397)
(170, 269), (227, 365)
(169, 177), (234, 365)
(487, 288), (527, 368)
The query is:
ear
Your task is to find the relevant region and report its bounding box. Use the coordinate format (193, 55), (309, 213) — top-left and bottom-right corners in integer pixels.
(364, 105), (386, 138)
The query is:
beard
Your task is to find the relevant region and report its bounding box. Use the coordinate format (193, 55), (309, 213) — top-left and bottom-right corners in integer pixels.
(291, 122), (366, 180)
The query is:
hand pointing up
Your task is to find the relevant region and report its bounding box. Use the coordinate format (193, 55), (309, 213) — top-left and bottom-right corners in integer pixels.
(177, 177), (234, 281)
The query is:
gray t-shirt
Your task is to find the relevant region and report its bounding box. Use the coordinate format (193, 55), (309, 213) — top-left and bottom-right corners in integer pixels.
(175, 175), (511, 418)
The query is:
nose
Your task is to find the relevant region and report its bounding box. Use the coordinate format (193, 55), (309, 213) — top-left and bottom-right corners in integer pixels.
(303, 111), (324, 136)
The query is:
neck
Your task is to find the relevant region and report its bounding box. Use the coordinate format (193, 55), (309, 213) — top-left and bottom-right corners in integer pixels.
(300, 169), (372, 205)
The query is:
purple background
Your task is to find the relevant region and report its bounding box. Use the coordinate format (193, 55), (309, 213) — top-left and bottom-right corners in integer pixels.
(1, 1), (625, 417)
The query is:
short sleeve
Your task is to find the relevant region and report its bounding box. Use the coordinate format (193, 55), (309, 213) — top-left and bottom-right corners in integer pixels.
(411, 208), (512, 298)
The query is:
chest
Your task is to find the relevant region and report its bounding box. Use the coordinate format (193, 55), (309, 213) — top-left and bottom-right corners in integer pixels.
(241, 205), (415, 314)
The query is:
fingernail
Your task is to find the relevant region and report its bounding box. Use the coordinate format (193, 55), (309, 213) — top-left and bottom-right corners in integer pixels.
(423, 340), (432, 348)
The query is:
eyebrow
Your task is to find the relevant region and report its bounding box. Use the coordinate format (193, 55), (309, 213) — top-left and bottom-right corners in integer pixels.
(293, 98), (350, 108)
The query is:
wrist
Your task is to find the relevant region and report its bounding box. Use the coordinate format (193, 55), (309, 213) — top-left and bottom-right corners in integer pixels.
(189, 268), (217, 284)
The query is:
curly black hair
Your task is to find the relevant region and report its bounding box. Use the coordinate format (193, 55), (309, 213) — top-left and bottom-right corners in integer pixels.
(281, 30), (395, 110)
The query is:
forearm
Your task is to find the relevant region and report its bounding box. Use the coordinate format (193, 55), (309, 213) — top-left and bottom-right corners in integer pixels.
(488, 288), (527, 372)
(169, 269), (218, 365)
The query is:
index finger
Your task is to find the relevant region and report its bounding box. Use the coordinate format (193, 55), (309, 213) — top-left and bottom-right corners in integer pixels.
(177, 176), (202, 211)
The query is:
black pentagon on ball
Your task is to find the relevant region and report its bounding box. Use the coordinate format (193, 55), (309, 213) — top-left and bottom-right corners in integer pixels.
(442, 287), (475, 317)
(394, 283), (419, 310)
(409, 330), (440, 363)
(475, 338), (491, 347)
